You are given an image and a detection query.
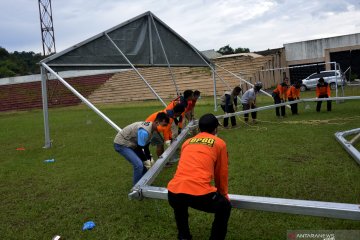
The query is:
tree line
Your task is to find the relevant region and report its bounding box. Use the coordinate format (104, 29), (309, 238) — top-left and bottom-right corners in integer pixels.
(217, 45), (250, 55)
(0, 47), (44, 78)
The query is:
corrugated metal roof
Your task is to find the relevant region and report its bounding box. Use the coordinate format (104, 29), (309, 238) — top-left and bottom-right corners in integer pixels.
(216, 52), (263, 59)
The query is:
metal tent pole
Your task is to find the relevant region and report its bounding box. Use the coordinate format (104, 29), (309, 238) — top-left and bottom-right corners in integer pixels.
(150, 14), (180, 96)
(212, 63), (218, 111)
(104, 33), (167, 107)
(136, 186), (360, 220)
(40, 66), (51, 148)
(187, 46), (231, 90)
(215, 63), (272, 98)
(335, 62), (339, 103)
(335, 128), (360, 166)
(41, 63), (122, 132)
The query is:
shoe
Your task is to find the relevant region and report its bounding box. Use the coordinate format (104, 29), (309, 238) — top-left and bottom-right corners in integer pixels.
(252, 119), (257, 124)
(169, 157), (180, 163)
(164, 162), (176, 168)
(143, 160), (151, 170)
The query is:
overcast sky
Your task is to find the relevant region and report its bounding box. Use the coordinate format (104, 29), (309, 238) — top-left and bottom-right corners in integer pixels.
(1, 0), (360, 54)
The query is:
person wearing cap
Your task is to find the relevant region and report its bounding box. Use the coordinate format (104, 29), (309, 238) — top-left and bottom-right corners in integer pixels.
(287, 81), (301, 115)
(220, 86), (242, 128)
(241, 82), (262, 123)
(167, 113), (231, 240)
(272, 77), (289, 117)
(114, 112), (169, 186)
(316, 77), (332, 112)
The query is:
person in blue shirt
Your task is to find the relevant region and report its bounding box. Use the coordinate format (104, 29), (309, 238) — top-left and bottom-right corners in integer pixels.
(114, 112), (169, 186)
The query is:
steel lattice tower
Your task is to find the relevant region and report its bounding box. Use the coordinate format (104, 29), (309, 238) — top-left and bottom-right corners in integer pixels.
(38, 0), (56, 56)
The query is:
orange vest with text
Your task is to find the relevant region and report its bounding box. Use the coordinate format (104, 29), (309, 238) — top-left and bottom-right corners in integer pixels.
(167, 132), (229, 198)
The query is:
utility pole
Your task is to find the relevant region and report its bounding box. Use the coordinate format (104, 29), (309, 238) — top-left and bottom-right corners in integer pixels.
(38, 0), (56, 56)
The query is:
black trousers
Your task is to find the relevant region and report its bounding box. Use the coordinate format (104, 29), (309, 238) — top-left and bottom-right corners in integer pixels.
(316, 94), (332, 112)
(288, 97), (298, 115)
(220, 105), (236, 127)
(273, 94), (285, 116)
(168, 191), (232, 240)
(242, 103), (257, 121)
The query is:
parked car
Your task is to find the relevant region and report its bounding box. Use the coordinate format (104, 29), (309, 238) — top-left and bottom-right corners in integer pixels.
(300, 70), (346, 91)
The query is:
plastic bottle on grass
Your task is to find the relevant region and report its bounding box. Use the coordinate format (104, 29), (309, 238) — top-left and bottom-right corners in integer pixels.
(82, 221), (96, 230)
(44, 159), (55, 163)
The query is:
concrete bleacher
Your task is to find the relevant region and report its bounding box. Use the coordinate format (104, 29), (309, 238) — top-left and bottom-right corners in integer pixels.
(0, 53), (281, 111)
(0, 73), (114, 111)
(88, 54), (278, 104)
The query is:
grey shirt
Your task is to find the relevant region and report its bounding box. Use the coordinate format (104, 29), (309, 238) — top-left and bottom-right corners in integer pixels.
(241, 88), (257, 105)
(114, 122), (153, 148)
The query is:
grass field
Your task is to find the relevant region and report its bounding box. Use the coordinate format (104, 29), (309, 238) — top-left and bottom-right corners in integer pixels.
(1, 87), (360, 239)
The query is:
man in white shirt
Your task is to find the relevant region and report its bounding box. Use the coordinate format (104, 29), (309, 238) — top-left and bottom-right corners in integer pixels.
(241, 82), (262, 123)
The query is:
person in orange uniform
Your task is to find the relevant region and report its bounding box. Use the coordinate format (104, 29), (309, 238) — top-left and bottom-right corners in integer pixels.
(185, 90), (201, 122)
(272, 77), (289, 117)
(287, 81), (301, 115)
(166, 90), (194, 133)
(316, 77), (332, 112)
(146, 104), (185, 160)
(167, 113), (231, 240)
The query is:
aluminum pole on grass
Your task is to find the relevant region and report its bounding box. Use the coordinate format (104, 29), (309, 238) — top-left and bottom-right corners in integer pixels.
(104, 33), (167, 107)
(150, 15), (180, 96)
(335, 128), (360, 166)
(128, 97), (360, 220)
(41, 63), (122, 133)
(136, 186), (360, 220)
(41, 66), (51, 148)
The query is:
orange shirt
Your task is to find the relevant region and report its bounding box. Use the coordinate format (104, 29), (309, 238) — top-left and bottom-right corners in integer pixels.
(167, 132), (229, 197)
(316, 83), (331, 97)
(165, 96), (186, 129)
(287, 86), (300, 99)
(273, 83), (288, 100)
(185, 99), (197, 113)
(146, 111), (173, 140)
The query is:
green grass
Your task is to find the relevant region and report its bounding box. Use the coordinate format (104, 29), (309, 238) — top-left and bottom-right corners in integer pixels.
(1, 87), (360, 239)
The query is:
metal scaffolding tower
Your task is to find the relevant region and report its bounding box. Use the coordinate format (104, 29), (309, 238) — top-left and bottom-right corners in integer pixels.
(38, 0), (56, 56)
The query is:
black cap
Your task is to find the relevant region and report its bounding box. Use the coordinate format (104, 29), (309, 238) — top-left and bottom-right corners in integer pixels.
(199, 113), (219, 133)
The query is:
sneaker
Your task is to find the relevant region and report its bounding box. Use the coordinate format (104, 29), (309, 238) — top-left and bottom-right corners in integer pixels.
(164, 162), (176, 168)
(143, 160), (151, 169)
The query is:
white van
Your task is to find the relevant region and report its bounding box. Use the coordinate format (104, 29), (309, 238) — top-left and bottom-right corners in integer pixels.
(300, 70), (346, 91)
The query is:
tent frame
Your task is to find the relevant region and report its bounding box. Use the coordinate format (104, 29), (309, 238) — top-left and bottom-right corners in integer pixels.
(335, 128), (360, 165)
(129, 96), (360, 221)
(39, 11), (360, 221)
